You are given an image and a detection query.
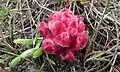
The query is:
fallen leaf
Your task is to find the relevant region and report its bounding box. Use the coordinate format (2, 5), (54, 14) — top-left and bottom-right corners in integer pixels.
(0, 66), (5, 72)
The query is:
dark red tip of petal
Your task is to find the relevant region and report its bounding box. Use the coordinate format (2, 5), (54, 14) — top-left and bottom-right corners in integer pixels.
(60, 51), (74, 62)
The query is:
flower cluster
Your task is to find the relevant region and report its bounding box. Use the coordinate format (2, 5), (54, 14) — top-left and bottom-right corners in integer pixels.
(39, 8), (88, 62)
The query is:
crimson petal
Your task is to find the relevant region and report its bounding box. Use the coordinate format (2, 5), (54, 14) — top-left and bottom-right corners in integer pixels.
(54, 32), (70, 47)
(41, 38), (56, 54)
(39, 22), (48, 37)
(49, 21), (66, 35)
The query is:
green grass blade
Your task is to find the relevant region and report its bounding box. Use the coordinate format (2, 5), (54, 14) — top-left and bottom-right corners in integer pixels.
(13, 39), (33, 45)
(93, 57), (110, 62)
(9, 56), (21, 68)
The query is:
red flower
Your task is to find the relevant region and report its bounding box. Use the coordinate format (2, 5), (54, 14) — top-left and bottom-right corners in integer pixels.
(39, 8), (88, 62)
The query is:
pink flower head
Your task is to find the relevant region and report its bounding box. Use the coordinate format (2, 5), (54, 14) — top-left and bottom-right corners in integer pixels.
(39, 8), (88, 62)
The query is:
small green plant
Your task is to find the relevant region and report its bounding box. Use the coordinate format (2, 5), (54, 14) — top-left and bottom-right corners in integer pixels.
(0, 0), (8, 22)
(9, 35), (43, 68)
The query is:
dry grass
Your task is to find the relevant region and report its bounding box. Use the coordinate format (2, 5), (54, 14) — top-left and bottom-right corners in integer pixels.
(0, 0), (120, 72)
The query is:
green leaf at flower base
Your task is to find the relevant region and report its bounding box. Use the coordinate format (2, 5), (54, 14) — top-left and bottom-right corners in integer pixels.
(33, 41), (43, 58)
(33, 48), (42, 58)
(20, 48), (36, 58)
(33, 34), (40, 45)
(35, 40), (41, 49)
(9, 48), (37, 68)
(9, 56), (21, 68)
(13, 39), (33, 45)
